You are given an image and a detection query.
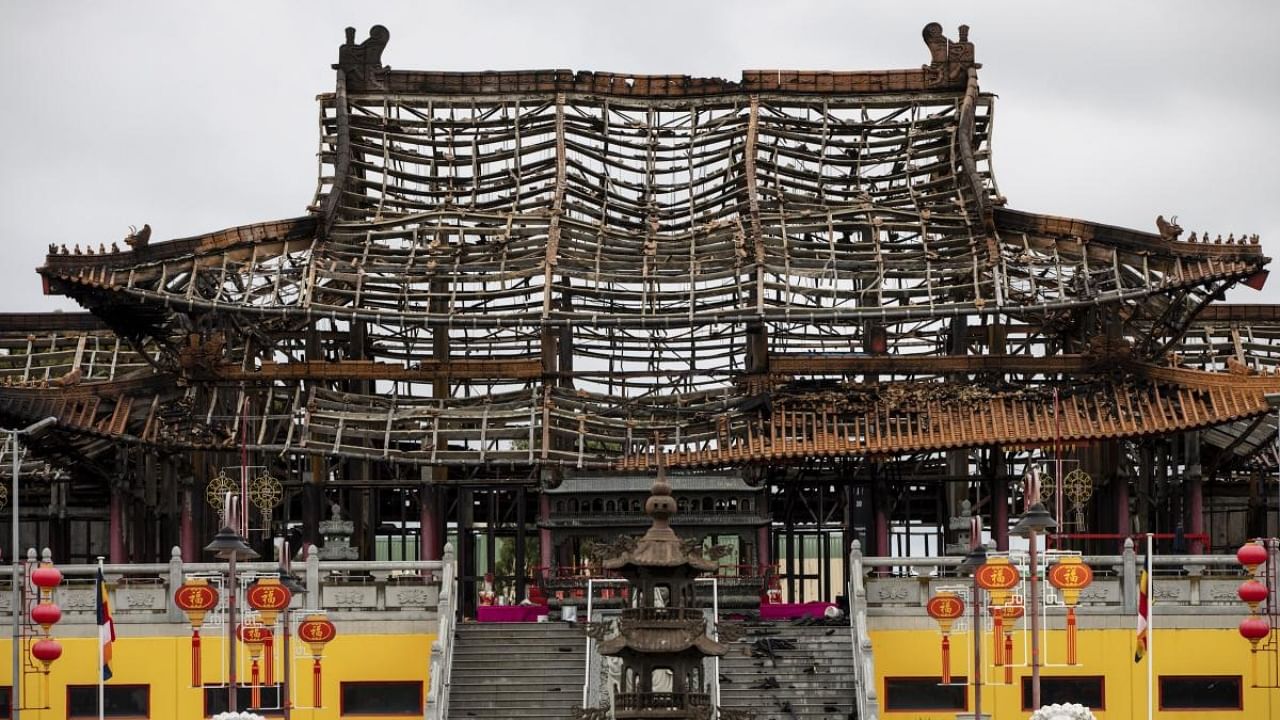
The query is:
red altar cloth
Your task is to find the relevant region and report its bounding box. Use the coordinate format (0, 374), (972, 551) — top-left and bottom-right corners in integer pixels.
(476, 604), (550, 622)
(758, 602), (836, 620)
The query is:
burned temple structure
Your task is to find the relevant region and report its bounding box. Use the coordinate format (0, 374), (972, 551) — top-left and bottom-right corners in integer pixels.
(2, 23), (1278, 607)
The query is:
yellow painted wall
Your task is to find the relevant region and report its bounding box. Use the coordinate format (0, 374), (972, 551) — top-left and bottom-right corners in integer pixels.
(1, 632), (434, 719)
(872, 627), (1278, 719)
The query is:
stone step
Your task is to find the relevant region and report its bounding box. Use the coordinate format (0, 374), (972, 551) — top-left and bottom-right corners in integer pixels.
(453, 645), (585, 656)
(448, 623), (591, 720)
(452, 661), (584, 669)
(450, 707), (586, 712)
(450, 670), (586, 683)
(719, 622), (856, 720)
(451, 689), (583, 702)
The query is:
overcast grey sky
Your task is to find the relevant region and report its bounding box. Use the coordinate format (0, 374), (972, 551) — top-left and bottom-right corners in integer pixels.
(1, 1), (1276, 312)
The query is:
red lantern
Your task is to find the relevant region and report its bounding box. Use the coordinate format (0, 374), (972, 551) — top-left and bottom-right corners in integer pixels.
(998, 602), (1024, 683)
(174, 581), (220, 626)
(238, 625), (272, 709)
(298, 615), (337, 653)
(926, 592), (964, 683)
(174, 579), (220, 688)
(246, 578), (290, 687)
(976, 558), (1021, 666)
(31, 603), (62, 632)
(1237, 542), (1268, 576)
(246, 578), (291, 626)
(30, 566), (62, 589)
(1048, 557), (1094, 665)
(1240, 615), (1270, 647)
(1239, 614), (1271, 681)
(1238, 579), (1268, 613)
(298, 614), (337, 708)
(30, 565), (62, 602)
(31, 638), (62, 671)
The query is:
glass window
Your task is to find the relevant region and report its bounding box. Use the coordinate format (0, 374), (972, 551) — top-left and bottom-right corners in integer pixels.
(1159, 676), (1242, 710)
(203, 685), (283, 716)
(1021, 676), (1104, 710)
(67, 685), (150, 718)
(340, 681), (422, 716)
(0, 686), (10, 720)
(883, 676), (967, 711)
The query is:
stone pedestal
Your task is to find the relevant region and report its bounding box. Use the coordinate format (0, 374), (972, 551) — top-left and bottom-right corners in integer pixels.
(318, 504), (359, 560)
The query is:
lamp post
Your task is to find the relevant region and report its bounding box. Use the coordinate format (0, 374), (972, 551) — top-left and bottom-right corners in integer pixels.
(274, 559), (306, 719)
(205, 521), (258, 713)
(1264, 393), (1280, 537)
(1011, 501), (1057, 710)
(958, 543), (988, 720)
(7, 416), (57, 720)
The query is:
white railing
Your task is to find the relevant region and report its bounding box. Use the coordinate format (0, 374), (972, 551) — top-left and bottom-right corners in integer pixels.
(424, 543), (456, 720)
(847, 541), (880, 720)
(581, 577), (630, 710)
(0, 545), (443, 621)
(860, 540), (1245, 613)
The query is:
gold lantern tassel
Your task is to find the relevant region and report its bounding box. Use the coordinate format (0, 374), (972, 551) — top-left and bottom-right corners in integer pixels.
(1067, 606), (1078, 665)
(992, 612), (1003, 666)
(941, 634), (952, 684)
(191, 629), (201, 687)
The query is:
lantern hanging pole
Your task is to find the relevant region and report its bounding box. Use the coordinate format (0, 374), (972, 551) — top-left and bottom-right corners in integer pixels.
(97, 556), (104, 720)
(9, 430), (17, 720)
(228, 528), (238, 713)
(9, 417), (57, 720)
(1054, 388), (1064, 542)
(283, 541), (293, 720)
(1152, 530), (1162, 717)
(971, 575), (981, 720)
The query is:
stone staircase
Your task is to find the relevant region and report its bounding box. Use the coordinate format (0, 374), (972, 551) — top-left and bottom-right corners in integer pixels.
(719, 622), (856, 720)
(447, 622), (588, 720)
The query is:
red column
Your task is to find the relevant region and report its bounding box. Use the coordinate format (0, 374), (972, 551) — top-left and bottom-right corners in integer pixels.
(993, 479), (1009, 551)
(1188, 472), (1205, 554)
(756, 524), (771, 573)
(109, 487), (126, 563)
(539, 494), (553, 578)
(420, 485), (442, 561)
(874, 504), (890, 557)
(1115, 474), (1131, 553)
(180, 484), (197, 562)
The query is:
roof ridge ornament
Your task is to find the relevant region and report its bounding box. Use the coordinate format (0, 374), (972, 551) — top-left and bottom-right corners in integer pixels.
(1156, 214), (1184, 242)
(335, 25), (390, 84)
(922, 22), (980, 86)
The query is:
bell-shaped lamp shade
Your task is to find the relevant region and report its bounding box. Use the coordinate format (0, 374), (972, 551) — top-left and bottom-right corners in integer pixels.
(279, 569), (307, 595)
(204, 525), (259, 561)
(1010, 502), (1057, 538)
(958, 543), (989, 576)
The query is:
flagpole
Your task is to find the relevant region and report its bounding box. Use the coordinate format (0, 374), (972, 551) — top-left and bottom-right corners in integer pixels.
(1146, 533), (1153, 720)
(97, 556), (105, 720)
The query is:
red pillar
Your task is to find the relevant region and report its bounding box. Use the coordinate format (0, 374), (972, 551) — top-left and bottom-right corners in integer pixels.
(756, 524), (771, 573)
(874, 503), (890, 557)
(539, 494), (553, 578)
(420, 485), (442, 562)
(1115, 474), (1131, 553)
(180, 485), (197, 562)
(1188, 472), (1205, 554)
(992, 479), (1009, 551)
(109, 487), (126, 563)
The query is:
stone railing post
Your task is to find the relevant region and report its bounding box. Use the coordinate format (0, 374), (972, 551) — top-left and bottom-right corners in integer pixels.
(426, 542), (457, 720)
(306, 550), (321, 601)
(167, 545), (185, 622)
(1122, 537), (1137, 613)
(847, 540), (880, 720)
